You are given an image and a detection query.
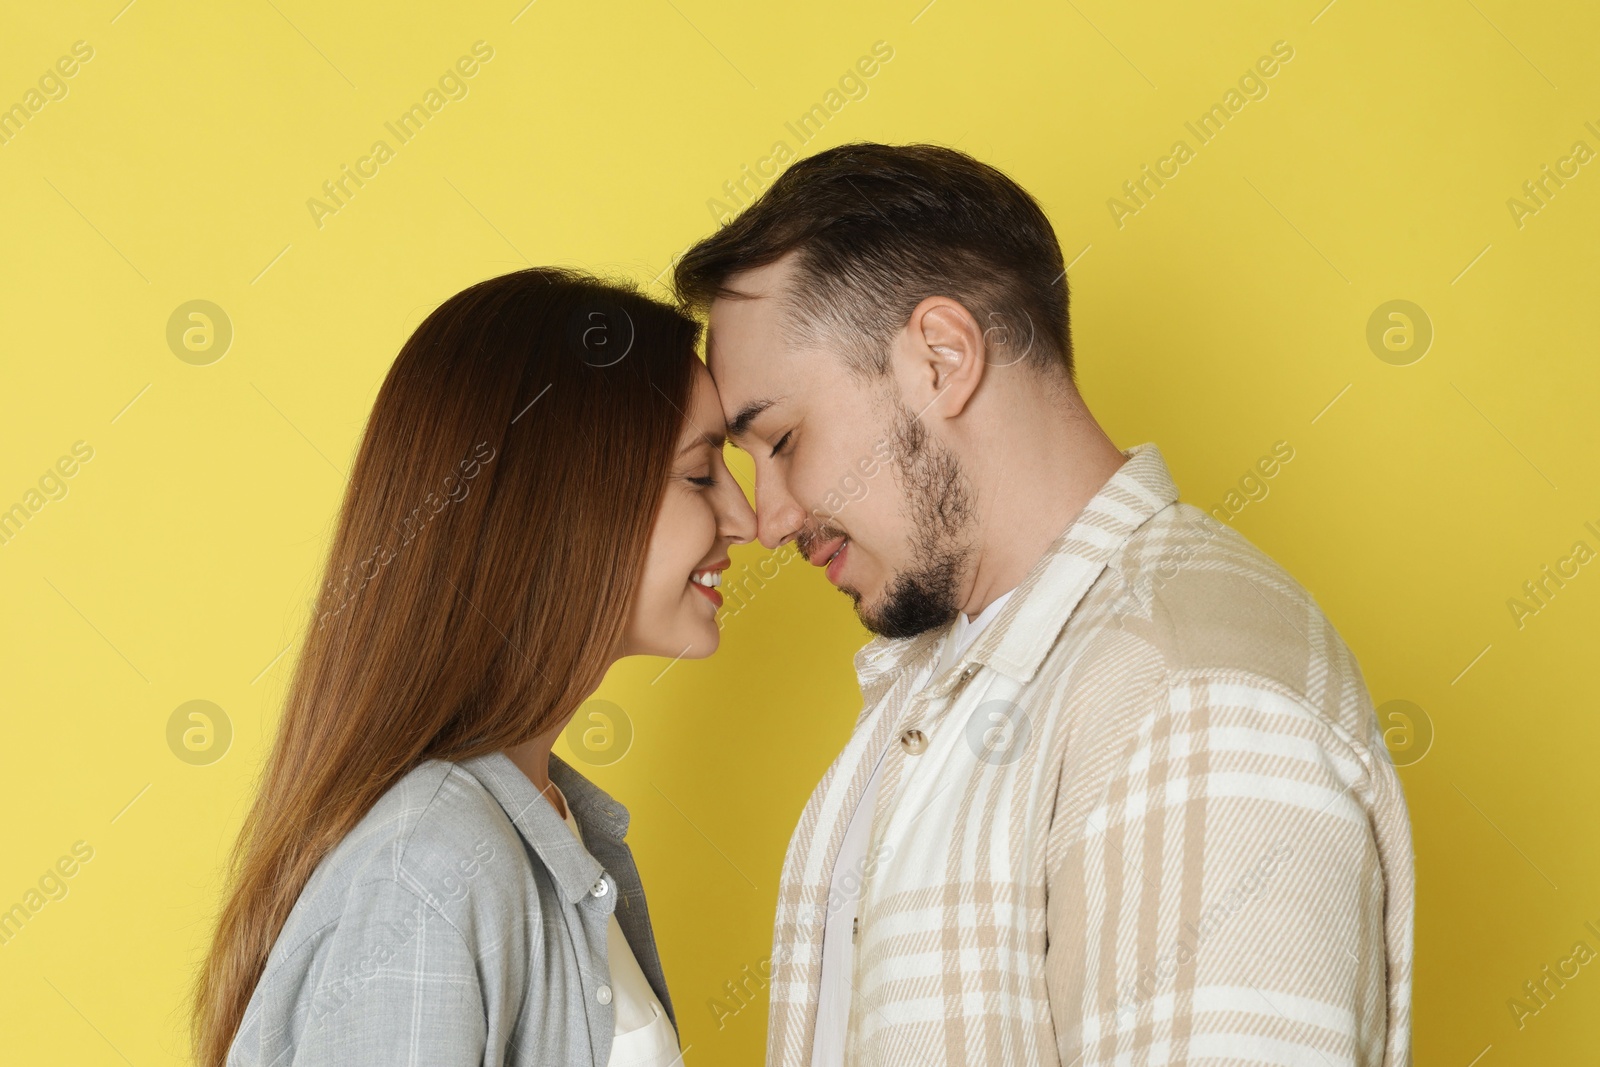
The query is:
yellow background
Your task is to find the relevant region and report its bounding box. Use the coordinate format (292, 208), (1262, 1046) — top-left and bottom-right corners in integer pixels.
(2, 0), (1596, 1063)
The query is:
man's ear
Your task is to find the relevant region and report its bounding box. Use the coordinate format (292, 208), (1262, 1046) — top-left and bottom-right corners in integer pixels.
(895, 297), (985, 419)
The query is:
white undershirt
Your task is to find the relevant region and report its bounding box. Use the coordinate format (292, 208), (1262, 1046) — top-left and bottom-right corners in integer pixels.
(809, 589), (1017, 1067)
(551, 784), (682, 1067)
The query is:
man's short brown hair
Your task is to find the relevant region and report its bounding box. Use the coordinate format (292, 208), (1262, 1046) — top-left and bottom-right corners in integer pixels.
(673, 142), (1074, 380)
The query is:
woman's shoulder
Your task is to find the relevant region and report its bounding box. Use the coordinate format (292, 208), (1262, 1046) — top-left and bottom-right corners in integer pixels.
(234, 760), (543, 1061)
(283, 758), (541, 953)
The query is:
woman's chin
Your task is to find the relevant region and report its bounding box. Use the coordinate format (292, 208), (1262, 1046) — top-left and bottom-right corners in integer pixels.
(683, 629), (721, 659)
(644, 622), (721, 663)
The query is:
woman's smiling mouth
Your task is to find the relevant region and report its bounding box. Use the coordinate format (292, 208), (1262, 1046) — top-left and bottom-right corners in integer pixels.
(690, 563), (726, 607)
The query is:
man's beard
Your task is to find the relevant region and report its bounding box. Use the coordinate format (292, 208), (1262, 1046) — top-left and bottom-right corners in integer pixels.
(850, 396), (975, 640)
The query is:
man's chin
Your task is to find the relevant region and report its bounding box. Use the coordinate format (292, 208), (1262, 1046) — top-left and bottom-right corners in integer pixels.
(852, 570), (964, 640)
(839, 582), (867, 613)
(851, 589), (926, 640)
(840, 583), (886, 634)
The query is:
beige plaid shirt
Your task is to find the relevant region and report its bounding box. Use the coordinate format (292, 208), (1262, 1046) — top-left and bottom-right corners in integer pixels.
(767, 442), (1414, 1066)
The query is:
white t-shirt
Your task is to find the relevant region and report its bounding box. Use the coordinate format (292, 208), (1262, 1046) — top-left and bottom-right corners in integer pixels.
(551, 784), (683, 1067)
(809, 589), (1017, 1067)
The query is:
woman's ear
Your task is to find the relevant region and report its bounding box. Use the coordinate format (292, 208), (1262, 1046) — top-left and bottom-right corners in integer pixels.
(896, 296), (986, 419)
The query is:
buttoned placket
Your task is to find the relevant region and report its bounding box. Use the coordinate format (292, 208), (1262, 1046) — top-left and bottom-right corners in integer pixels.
(862, 650), (991, 872)
(841, 653), (989, 1062)
(565, 867), (622, 1065)
(843, 658), (940, 954)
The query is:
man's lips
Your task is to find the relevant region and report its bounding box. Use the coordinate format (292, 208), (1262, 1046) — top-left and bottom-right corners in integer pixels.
(804, 534), (846, 568)
(826, 540), (849, 584)
(805, 535), (850, 585)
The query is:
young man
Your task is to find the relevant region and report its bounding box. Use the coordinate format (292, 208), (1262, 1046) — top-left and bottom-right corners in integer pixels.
(674, 143), (1413, 1067)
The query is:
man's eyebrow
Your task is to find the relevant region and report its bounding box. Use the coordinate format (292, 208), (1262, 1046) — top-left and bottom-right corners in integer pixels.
(728, 397), (781, 438)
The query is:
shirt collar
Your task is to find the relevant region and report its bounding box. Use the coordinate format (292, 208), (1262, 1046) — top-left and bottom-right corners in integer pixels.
(853, 442), (1180, 702)
(455, 749), (629, 905)
(954, 587), (1016, 650)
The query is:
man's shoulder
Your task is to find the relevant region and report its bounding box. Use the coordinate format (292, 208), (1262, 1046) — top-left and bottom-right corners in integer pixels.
(1059, 501), (1375, 741)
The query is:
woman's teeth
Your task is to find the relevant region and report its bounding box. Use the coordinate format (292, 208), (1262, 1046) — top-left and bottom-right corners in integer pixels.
(691, 570), (722, 588)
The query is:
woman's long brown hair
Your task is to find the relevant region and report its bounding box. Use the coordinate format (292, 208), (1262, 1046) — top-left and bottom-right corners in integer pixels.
(189, 267), (700, 1065)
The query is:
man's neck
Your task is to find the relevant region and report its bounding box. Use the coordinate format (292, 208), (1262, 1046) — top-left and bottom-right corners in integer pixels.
(959, 399), (1127, 618)
(963, 586), (1015, 625)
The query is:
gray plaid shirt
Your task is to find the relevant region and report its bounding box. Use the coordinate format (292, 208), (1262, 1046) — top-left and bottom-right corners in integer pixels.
(226, 750), (677, 1066)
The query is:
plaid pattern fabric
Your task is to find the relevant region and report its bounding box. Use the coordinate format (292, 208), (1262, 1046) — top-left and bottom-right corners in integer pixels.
(227, 751), (677, 1066)
(766, 442), (1414, 1066)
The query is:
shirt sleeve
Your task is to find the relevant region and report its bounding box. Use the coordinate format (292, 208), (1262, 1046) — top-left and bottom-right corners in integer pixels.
(1045, 672), (1402, 1066)
(289, 876), (492, 1066)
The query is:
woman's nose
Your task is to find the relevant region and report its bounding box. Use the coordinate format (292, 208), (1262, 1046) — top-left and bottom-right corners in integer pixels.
(721, 482), (758, 545)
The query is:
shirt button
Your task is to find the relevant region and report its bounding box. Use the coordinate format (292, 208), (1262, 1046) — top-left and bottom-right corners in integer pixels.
(596, 984), (612, 1005)
(590, 878), (608, 897)
(959, 664), (978, 682)
(899, 728), (928, 755)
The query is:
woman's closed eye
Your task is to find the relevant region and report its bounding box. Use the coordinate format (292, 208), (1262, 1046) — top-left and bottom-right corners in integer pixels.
(687, 471), (717, 488)
(770, 430), (792, 458)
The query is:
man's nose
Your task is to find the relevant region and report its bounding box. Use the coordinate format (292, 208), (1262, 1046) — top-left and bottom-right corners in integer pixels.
(756, 486), (804, 551)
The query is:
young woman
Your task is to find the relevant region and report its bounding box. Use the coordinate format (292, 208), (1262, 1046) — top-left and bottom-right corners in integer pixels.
(190, 267), (755, 1066)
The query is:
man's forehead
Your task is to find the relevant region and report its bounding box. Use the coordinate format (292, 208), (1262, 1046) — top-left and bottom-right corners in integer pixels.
(706, 279), (789, 376)
(713, 256), (802, 323)
(704, 256), (808, 425)
(707, 328), (788, 436)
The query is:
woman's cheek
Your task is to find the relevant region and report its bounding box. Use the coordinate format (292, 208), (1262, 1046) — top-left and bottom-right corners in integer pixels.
(662, 492), (704, 592)
(676, 492), (717, 560)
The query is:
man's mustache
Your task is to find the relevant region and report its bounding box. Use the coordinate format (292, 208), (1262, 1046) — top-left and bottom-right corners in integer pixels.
(794, 521), (848, 561)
